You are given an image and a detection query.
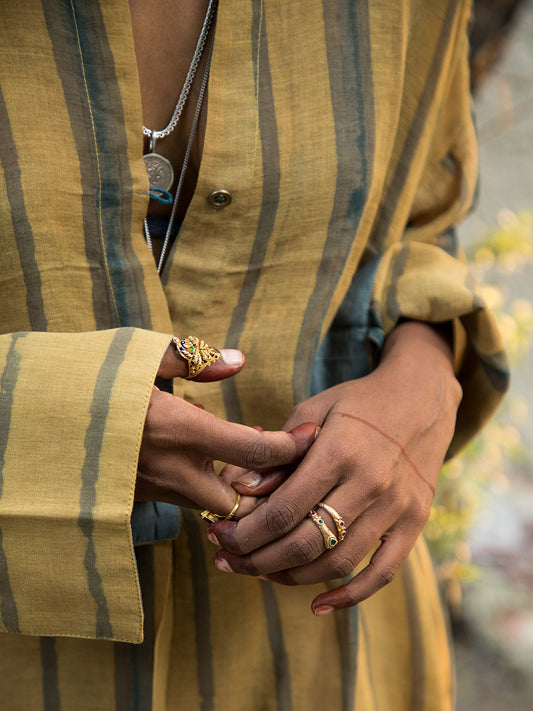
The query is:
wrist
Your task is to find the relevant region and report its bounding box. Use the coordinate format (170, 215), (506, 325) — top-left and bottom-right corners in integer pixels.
(381, 320), (454, 366)
(379, 321), (462, 420)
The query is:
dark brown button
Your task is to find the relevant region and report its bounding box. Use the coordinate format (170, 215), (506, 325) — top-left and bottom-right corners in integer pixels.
(208, 189), (232, 208)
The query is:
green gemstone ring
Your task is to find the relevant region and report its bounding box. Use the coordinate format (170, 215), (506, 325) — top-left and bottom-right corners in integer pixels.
(308, 509), (338, 551)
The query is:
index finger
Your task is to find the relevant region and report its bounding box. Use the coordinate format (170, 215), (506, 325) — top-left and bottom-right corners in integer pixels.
(156, 393), (319, 471)
(198, 416), (319, 471)
(209, 439), (337, 554)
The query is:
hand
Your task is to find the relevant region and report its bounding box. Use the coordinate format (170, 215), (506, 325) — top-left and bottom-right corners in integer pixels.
(208, 322), (462, 613)
(136, 340), (318, 518)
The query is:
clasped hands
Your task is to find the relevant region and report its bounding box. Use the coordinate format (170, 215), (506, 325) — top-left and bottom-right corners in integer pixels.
(137, 322), (462, 614)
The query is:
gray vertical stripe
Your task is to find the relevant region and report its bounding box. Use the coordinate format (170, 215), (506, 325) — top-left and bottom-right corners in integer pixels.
(260, 580), (292, 711)
(43, 0), (153, 330)
(384, 243), (410, 323)
(371, 0), (460, 252)
(113, 640), (136, 711)
(222, 0), (280, 423)
(328, 582), (359, 711)
(40, 637), (61, 711)
(0, 87), (47, 331)
(0, 528), (19, 633)
(79, 327), (135, 639)
(42, 0), (118, 330)
(359, 610), (379, 711)
(0, 333), (26, 633)
(182, 509), (215, 711)
(293, 0), (375, 403)
(402, 556), (427, 711)
(114, 545), (155, 711)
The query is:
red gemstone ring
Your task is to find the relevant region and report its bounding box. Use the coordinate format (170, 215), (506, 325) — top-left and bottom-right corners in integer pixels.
(318, 502), (347, 542)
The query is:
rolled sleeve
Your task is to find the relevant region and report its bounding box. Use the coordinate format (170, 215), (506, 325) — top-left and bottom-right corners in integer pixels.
(0, 327), (171, 643)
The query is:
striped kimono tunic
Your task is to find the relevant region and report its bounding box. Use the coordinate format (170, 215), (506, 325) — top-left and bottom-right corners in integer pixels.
(0, 1), (508, 710)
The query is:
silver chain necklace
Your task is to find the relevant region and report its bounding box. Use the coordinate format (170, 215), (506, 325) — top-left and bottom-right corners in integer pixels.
(144, 39), (214, 273)
(142, 0), (217, 199)
(143, 0), (217, 274)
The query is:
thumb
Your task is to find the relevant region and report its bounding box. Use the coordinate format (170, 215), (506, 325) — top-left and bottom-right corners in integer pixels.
(157, 339), (245, 381)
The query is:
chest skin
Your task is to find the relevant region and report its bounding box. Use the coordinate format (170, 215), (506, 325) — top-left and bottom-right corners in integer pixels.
(128, 0), (211, 245)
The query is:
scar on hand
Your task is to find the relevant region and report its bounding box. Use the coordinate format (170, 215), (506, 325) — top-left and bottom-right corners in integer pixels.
(336, 412), (435, 494)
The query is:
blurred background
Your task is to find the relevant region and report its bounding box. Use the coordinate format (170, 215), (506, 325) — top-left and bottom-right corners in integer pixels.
(427, 1), (533, 707)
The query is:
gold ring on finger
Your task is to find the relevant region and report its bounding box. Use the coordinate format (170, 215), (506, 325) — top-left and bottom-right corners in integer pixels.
(201, 493), (241, 523)
(318, 502), (347, 541)
(225, 492), (241, 520)
(172, 335), (221, 379)
(308, 509), (338, 550)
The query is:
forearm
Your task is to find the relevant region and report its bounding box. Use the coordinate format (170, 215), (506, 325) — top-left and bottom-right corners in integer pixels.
(382, 320), (454, 368)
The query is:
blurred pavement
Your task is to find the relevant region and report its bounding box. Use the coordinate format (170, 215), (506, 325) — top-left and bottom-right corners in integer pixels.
(456, 0), (533, 706)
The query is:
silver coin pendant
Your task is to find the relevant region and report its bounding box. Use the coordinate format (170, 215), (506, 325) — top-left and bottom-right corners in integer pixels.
(144, 153), (175, 192)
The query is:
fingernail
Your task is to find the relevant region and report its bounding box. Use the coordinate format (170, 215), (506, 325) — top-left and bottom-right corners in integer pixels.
(314, 426), (321, 441)
(215, 557), (233, 573)
(313, 605), (334, 616)
(207, 532), (219, 545)
(220, 349), (244, 368)
(237, 471), (262, 487)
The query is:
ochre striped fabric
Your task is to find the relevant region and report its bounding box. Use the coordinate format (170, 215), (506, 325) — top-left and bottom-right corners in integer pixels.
(0, 329), (171, 643)
(0, 0), (508, 709)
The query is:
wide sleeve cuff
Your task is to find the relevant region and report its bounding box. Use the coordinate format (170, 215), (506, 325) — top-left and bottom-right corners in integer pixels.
(0, 327), (171, 643)
(371, 240), (510, 456)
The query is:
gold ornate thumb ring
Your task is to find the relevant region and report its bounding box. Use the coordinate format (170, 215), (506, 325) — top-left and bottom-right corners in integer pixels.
(318, 502), (347, 541)
(200, 493), (241, 524)
(173, 335), (221, 379)
(308, 509), (338, 551)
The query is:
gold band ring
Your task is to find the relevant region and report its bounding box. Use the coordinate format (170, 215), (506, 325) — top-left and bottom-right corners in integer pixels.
(173, 336), (221, 379)
(308, 509), (338, 550)
(201, 493), (241, 524)
(318, 502), (347, 542)
(225, 493), (241, 520)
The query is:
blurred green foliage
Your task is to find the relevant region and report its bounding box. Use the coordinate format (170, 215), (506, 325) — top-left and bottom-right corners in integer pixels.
(425, 210), (533, 606)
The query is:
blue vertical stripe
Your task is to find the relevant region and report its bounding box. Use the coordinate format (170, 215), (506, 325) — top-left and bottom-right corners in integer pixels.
(371, 0), (460, 252)
(44, 0), (153, 330)
(79, 328), (135, 638)
(182, 509), (215, 711)
(0, 333), (27, 633)
(0, 86), (47, 331)
(40, 637), (61, 711)
(114, 545), (155, 711)
(293, 0), (375, 403)
(260, 580), (293, 711)
(222, 0), (280, 423)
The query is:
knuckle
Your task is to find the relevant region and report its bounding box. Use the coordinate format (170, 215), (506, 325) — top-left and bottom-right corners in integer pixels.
(367, 471), (389, 499)
(376, 563), (400, 589)
(244, 436), (270, 469)
(407, 497), (431, 527)
(289, 535), (322, 566)
(264, 502), (299, 538)
(394, 489), (412, 512)
(327, 555), (355, 580)
(334, 443), (355, 471)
